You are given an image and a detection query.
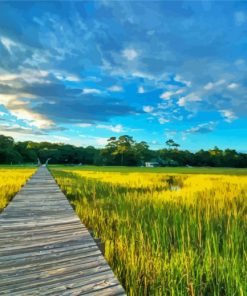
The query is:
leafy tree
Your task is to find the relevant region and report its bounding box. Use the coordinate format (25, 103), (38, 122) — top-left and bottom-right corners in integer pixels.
(15, 141), (37, 162)
(113, 135), (135, 165)
(103, 135), (135, 165)
(165, 139), (180, 149)
(0, 134), (246, 168)
(0, 135), (22, 163)
(134, 141), (150, 165)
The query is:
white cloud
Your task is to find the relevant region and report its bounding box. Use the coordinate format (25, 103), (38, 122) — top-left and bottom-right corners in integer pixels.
(96, 124), (124, 133)
(54, 72), (81, 82)
(132, 71), (155, 80)
(158, 117), (169, 124)
(174, 75), (191, 87)
(122, 48), (138, 61)
(204, 79), (225, 90)
(0, 69), (49, 84)
(227, 83), (239, 89)
(11, 108), (54, 129)
(1, 99), (54, 129)
(160, 88), (184, 100)
(143, 106), (154, 113)
(21, 68), (50, 84)
(0, 36), (18, 53)
(0, 73), (18, 82)
(0, 93), (36, 106)
(66, 75), (81, 82)
(77, 123), (93, 128)
(177, 93), (202, 107)
(82, 88), (101, 94)
(138, 86), (145, 93)
(220, 109), (237, 123)
(204, 82), (214, 91)
(185, 121), (217, 134)
(107, 85), (123, 92)
(234, 11), (246, 26)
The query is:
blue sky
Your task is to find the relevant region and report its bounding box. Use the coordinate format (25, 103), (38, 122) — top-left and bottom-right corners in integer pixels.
(0, 1), (246, 151)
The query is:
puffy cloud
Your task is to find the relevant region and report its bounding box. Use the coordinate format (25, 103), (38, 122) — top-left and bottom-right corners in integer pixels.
(82, 88), (102, 94)
(160, 88), (184, 100)
(138, 86), (145, 93)
(122, 48), (138, 61)
(204, 79), (225, 90)
(9, 106), (55, 129)
(0, 69), (49, 84)
(174, 75), (191, 87)
(0, 76), (139, 128)
(107, 85), (123, 92)
(132, 71), (155, 80)
(143, 106), (154, 113)
(185, 121), (217, 134)
(227, 83), (239, 89)
(0, 121), (47, 135)
(158, 117), (169, 124)
(53, 72), (81, 82)
(177, 93), (202, 107)
(220, 109), (237, 123)
(96, 124), (124, 133)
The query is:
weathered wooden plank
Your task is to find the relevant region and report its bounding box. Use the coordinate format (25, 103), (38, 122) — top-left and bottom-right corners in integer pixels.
(0, 243), (99, 264)
(1, 268), (116, 294)
(0, 259), (110, 286)
(0, 166), (125, 295)
(0, 250), (103, 273)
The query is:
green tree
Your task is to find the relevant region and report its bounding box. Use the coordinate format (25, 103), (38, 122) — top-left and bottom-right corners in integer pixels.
(104, 135), (135, 165)
(0, 135), (22, 163)
(165, 139), (180, 149)
(113, 135), (135, 165)
(134, 141), (150, 165)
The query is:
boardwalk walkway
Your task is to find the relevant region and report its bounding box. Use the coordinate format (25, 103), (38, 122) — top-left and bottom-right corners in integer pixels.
(0, 167), (125, 295)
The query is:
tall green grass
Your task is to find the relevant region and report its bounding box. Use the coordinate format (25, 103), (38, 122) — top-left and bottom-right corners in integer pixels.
(51, 169), (247, 295)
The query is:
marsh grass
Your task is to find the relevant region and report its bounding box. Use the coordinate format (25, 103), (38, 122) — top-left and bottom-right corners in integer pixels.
(51, 168), (247, 295)
(0, 167), (36, 212)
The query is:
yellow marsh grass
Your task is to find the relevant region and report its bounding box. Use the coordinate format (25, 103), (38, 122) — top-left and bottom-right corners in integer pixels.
(0, 168), (36, 212)
(52, 169), (247, 295)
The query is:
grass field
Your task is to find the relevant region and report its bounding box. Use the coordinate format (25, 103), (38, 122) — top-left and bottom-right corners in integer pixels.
(0, 166), (36, 212)
(51, 165), (247, 175)
(51, 166), (247, 295)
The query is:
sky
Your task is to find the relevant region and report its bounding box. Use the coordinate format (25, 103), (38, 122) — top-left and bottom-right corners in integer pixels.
(0, 1), (246, 151)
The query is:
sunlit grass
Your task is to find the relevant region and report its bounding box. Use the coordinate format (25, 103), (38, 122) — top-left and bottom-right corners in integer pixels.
(51, 168), (247, 295)
(0, 167), (36, 212)
(50, 165), (247, 175)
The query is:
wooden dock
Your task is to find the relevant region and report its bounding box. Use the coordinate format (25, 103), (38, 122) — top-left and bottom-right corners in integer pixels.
(0, 167), (125, 295)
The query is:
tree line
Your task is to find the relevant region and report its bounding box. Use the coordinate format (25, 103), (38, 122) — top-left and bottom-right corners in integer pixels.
(0, 134), (246, 167)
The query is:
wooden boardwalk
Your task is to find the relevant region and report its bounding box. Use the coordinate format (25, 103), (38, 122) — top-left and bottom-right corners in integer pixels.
(0, 167), (125, 296)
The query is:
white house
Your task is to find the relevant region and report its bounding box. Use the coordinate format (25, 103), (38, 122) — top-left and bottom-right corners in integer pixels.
(145, 162), (160, 167)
